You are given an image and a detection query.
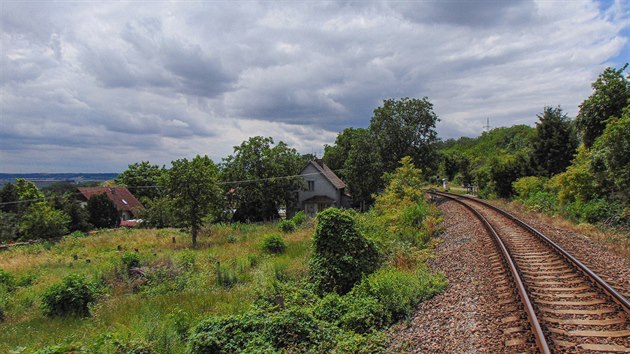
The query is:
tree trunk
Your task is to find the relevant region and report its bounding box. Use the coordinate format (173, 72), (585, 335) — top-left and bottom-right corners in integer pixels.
(192, 224), (198, 248)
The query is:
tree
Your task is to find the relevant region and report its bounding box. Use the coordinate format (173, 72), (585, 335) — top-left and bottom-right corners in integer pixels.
(0, 212), (18, 242)
(576, 64), (630, 147)
(19, 202), (70, 240)
(87, 193), (120, 229)
(370, 97), (439, 173)
(115, 161), (163, 202)
(323, 128), (366, 180)
(591, 103), (630, 201)
(532, 106), (578, 177)
(0, 183), (19, 213)
(63, 197), (92, 232)
(343, 129), (383, 210)
(489, 152), (532, 198)
(161, 155), (223, 247)
(221, 137), (304, 222)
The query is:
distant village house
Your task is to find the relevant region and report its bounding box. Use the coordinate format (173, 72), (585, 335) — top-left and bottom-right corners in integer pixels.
(291, 159), (351, 217)
(77, 187), (144, 225)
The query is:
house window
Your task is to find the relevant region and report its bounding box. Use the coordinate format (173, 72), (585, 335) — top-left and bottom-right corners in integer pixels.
(307, 181), (315, 191)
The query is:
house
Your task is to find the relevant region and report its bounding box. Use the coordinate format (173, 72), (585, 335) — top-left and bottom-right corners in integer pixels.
(292, 159), (352, 217)
(77, 187), (144, 221)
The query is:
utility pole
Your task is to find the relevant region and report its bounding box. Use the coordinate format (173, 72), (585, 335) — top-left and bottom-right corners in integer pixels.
(483, 117), (491, 132)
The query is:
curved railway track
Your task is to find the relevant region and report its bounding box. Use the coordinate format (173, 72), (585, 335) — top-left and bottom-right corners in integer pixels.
(431, 191), (630, 353)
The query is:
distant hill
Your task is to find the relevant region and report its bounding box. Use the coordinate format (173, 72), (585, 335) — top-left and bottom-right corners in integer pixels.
(0, 173), (118, 187)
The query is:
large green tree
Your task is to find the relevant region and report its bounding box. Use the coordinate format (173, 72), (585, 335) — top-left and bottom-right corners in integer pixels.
(343, 129), (383, 210)
(161, 155), (223, 247)
(323, 127), (365, 180)
(591, 102), (630, 202)
(576, 64), (630, 147)
(532, 106), (578, 177)
(370, 97), (439, 173)
(221, 137), (304, 222)
(87, 193), (120, 229)
(115, 161), (163, 202)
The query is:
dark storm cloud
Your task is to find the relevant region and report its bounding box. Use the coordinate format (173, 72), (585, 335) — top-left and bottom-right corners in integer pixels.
(0, 0), (628, 172)
(391, 0), (536, 28)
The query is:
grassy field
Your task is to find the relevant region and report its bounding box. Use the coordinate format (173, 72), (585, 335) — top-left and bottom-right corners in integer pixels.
(0, 222), (314, 353)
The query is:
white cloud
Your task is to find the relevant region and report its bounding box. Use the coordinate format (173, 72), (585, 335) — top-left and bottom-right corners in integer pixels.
(0, 0), (628, 172)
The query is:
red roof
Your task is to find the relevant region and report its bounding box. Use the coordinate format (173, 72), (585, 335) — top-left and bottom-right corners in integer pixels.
(304, 159), (346, 190)
(77, 187), (144, 215)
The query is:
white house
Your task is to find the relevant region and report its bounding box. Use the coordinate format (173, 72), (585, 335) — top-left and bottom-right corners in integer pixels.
(291, 159), (352, 217)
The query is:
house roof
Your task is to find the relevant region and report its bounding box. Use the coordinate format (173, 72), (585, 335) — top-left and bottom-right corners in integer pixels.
(77, 187), (144, 213)
(303, 159), (346, 190)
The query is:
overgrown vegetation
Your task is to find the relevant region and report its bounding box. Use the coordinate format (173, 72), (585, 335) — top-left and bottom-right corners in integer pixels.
(188, 156), (446, 353)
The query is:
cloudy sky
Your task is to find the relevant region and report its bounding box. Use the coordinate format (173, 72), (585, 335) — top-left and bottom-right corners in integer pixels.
(1, 0), (628, 173)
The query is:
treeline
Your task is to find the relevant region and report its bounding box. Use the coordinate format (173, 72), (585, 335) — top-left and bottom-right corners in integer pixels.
(0, 179), (123, 242)
(437, 65), (629, 228)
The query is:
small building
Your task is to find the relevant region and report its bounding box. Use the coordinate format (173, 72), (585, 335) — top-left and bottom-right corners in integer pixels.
(77, 187), (144, 221)
(291, 159), (352, 217)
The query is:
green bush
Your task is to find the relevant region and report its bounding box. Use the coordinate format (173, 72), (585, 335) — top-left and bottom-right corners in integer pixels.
(523, 191), (558, 213)
(339, 295), (388, 333)
(122, 252), (141, 273)
(261, 234), (286, 254)
(41, 274), (96, 317)
(278, 220), (296, 233)
(187, 313), (270, 353)
(512, 176), (546, 200)
(33, 343), (87, 354)
(291, 211), (308, 226)
(0, 268), (15, 291)
(113, 339), (157, 354)
(351, 267), (446, 322)
(313, 292), (347, 325)
(310, 208), (381, 295)
(215, 262), (240, 288)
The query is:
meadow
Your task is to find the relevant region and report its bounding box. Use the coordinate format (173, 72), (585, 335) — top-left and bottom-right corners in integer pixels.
(0, 222), (314, 353)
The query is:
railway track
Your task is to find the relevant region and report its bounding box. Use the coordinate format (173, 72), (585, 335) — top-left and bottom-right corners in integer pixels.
(431, 191), (630, 353)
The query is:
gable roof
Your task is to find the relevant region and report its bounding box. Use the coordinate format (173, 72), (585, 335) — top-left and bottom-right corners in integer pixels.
(77, 187), (144, 213)
(302, 159), (346, 190)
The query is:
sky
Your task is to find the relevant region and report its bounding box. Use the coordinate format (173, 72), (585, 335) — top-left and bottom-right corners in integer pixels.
(1, 0), (629, 173)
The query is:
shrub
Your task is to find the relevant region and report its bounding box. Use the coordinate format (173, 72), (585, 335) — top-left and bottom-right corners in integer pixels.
(261, 234), (286, 254)
(339, 295), (388, 333)
(310, 208), (380, 295)
(265, 306), (337, 351)
(0, 269), (15, 291)
(41, 274), (96, 317)
(313, 292), (347, 325)
(113, 339), (156, 354)
(122, 252), (141, 273)
(291, 211), (308, 226)
(278, 220), (296, 233)
(215, 262), (240, 288)
(512, 176), (546, 200)
(351, 267), (446, 322)
(187, 313), (270, 353)
(523, 191), (558, 213)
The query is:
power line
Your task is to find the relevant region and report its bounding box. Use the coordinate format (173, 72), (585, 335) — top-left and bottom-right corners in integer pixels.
(0, 169), (347, 206)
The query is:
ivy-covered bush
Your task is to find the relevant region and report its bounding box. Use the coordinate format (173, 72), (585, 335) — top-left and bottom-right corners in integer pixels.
(261, 234), (286, 254)
(309, 208), (380, 295)
(41, 274), (96, 317)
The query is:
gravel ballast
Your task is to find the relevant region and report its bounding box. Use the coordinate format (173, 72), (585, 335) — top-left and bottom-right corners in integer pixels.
(388, 198), (536, 352)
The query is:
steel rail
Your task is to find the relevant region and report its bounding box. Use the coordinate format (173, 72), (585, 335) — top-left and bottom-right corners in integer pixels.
(437, 190), (630, 314)
(430, 191), (551, 354)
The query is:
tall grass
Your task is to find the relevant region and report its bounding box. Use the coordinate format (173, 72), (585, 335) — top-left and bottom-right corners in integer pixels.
(0, 223), (314, 353)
